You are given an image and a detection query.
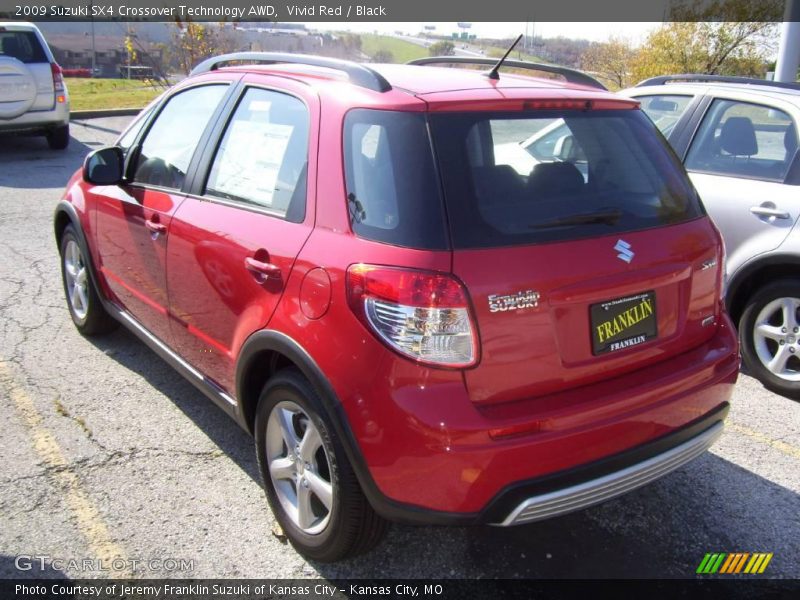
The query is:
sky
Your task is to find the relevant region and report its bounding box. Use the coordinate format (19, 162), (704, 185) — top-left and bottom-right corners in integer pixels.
(302, 22), (661, 43)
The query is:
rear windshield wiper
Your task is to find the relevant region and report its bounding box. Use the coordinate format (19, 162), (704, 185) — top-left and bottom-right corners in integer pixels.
(531, 208), (623, 229)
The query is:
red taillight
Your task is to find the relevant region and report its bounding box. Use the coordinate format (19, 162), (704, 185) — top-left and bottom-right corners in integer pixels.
(346, 264), (479, 368)
(51, 63), (65, 95)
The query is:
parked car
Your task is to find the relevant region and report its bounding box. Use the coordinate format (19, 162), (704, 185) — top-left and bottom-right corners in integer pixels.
(55, 54), (738, 561)
(0, 22), (69, 149)
(621, 75), (800, 399)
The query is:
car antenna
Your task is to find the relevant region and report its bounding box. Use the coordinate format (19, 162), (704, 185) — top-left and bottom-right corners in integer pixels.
(486, 34), (523, 80)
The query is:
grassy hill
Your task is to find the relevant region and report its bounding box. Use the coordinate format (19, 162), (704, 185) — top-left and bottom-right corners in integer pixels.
(360, 35), (429, 63)
(67, 78), (165, 111)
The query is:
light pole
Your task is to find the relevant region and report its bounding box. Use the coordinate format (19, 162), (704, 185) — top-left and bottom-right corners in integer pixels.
(775, 0), (800, 82)
(90, 1), (96, 76)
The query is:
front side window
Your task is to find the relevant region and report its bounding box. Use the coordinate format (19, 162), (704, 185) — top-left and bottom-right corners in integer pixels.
(637, 95), (694, 136)
(685, 99), (797, 182)
(117, 106), (153, 155)
(131, 85), (227, 190)
(205, 87), (309, 222)
(431, 109), (703, 249)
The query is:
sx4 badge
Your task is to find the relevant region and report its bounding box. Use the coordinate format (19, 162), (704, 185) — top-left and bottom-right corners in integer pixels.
(488, 290), (540, 313)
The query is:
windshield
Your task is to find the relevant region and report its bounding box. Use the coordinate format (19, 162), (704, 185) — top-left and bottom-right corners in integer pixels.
(429, 109), (704, 249)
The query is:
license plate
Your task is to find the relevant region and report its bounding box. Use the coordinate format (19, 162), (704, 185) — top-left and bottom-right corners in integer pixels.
(590, 291), (657, 355)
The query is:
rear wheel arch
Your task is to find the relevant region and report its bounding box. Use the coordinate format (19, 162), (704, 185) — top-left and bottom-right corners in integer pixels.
(235, 330), (421, 522)
(235, 331), (340, 436)
(727, 256), (800, 326)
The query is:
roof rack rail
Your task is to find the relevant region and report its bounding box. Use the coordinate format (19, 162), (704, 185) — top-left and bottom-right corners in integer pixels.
(407, 56), (607, 90)
(190, 52), (392, 93)
(636, 74), (800, 91)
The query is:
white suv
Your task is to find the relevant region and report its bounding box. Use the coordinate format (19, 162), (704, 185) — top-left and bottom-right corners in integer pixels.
(0, 22), (70, 149)
(621, 75), (800, 399)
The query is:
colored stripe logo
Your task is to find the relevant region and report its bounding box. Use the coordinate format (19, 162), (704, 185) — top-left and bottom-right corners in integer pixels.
(696, 552), (773, 574)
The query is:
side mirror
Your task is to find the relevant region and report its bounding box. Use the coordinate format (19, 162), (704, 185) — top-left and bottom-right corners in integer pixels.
(648, 99), (678, 112)
(83, 146), (124, 185)
(554, 134), (575, 161)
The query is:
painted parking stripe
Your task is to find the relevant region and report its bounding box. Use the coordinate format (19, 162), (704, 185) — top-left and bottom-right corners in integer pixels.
(0, 361), (129, 577)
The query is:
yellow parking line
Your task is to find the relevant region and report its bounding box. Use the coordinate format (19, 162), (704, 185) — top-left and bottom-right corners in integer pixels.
(727, 423), (800, 460)
(0, 361), (129, 577)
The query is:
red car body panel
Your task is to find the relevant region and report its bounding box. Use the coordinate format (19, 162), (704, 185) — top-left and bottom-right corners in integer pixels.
(57, 62), (739, 520)
(94, 185), (184, 344)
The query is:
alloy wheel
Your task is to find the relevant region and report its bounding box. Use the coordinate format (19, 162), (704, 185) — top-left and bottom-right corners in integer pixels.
(63, 239), (89, 321)
(753, 296), (800, 381)
(265, 400), (334, 534)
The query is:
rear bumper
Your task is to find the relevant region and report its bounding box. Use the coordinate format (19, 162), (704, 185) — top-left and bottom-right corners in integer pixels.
(0, 102), (69, 133)
(491, 413), (725, 526)
(346, 314), (739, 523)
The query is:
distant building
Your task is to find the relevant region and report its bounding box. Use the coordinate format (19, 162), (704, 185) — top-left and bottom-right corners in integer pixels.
(46, 34), (163, 78)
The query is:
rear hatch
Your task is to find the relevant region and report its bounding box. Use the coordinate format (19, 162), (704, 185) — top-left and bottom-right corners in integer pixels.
(0, 26), (55, 118)
(429, 105), (723, 404)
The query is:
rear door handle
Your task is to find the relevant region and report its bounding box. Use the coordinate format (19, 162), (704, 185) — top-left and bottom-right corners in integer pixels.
(750, 205), (790, 219)
(144, 218), (167, 234)
(244, 256), (281, 278)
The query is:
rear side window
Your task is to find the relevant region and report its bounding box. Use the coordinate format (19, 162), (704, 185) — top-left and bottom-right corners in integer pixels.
(206, 87), (309, 222)
(637, 95), (694, 136)
(344, 109), (447, 250)
(430, 109), (703, 249)
(0, 31), (47, 63)
(685, 99), (796, 182)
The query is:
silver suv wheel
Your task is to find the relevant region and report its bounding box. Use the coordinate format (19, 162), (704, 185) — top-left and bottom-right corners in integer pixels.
(753, 296), (800, 381)
(741, 280), (800, 399)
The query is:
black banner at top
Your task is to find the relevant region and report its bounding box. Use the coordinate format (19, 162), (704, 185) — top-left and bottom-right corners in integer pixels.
(0, 0), (791, 22)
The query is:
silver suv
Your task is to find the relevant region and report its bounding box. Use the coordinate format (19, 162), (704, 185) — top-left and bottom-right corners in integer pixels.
(0, 22), (70, 149)
(621, 75), (800, 399)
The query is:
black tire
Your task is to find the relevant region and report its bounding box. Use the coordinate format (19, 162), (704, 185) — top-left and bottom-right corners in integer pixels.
(59, 225), (117, 335)
(739, 279), (800, 400)
(47, 124), (70, 150)
(254, 368), (388, 562)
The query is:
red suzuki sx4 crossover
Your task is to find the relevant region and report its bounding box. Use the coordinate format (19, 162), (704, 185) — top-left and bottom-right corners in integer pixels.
(55, 53), (739, 561)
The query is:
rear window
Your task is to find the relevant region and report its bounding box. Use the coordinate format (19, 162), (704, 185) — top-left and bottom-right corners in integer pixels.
(430, 109), (704, 249)
(343, 109), (448, 250)
(0, 31), (47, 63)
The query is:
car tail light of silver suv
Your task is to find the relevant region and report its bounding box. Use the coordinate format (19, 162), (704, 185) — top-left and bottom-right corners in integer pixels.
(346, 264), (479, 368)
(50, 62), (66, 104)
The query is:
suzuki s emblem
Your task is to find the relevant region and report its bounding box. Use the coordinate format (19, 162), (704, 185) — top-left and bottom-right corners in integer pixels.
(614, 239), (634, 263)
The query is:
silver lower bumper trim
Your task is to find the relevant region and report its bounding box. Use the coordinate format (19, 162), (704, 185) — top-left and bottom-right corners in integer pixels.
(496, 421), (724, 526)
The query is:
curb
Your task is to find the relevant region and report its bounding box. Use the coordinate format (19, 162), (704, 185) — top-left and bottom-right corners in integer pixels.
(70, 108), (144, 120)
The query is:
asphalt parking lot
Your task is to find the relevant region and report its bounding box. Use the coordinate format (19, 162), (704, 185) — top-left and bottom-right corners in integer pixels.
(0, 118), (798, 581)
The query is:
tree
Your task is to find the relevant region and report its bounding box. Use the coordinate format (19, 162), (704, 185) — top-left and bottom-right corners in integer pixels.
(372, 50), (394, 63)
(580, 37), (636, 89)
(429, 41), (455, 57)
(631, 22), (777, 82)
(629, 0), (781, 83)
(172, 21), (219, 75)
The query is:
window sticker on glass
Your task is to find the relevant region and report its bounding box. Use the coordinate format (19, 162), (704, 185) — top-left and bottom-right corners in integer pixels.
(211, 121), (294, 207)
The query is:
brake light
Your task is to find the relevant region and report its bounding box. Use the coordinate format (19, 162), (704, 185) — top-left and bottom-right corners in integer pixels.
(346, 264), (479, 368)
(522, 99), (637, 111)
(51, 63), (65, 100)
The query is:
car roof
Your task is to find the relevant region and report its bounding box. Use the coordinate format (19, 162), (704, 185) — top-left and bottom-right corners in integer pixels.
(211, 62), (618, 100)
(625, 81), (800, 106)
(0, 22), (42, 31)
